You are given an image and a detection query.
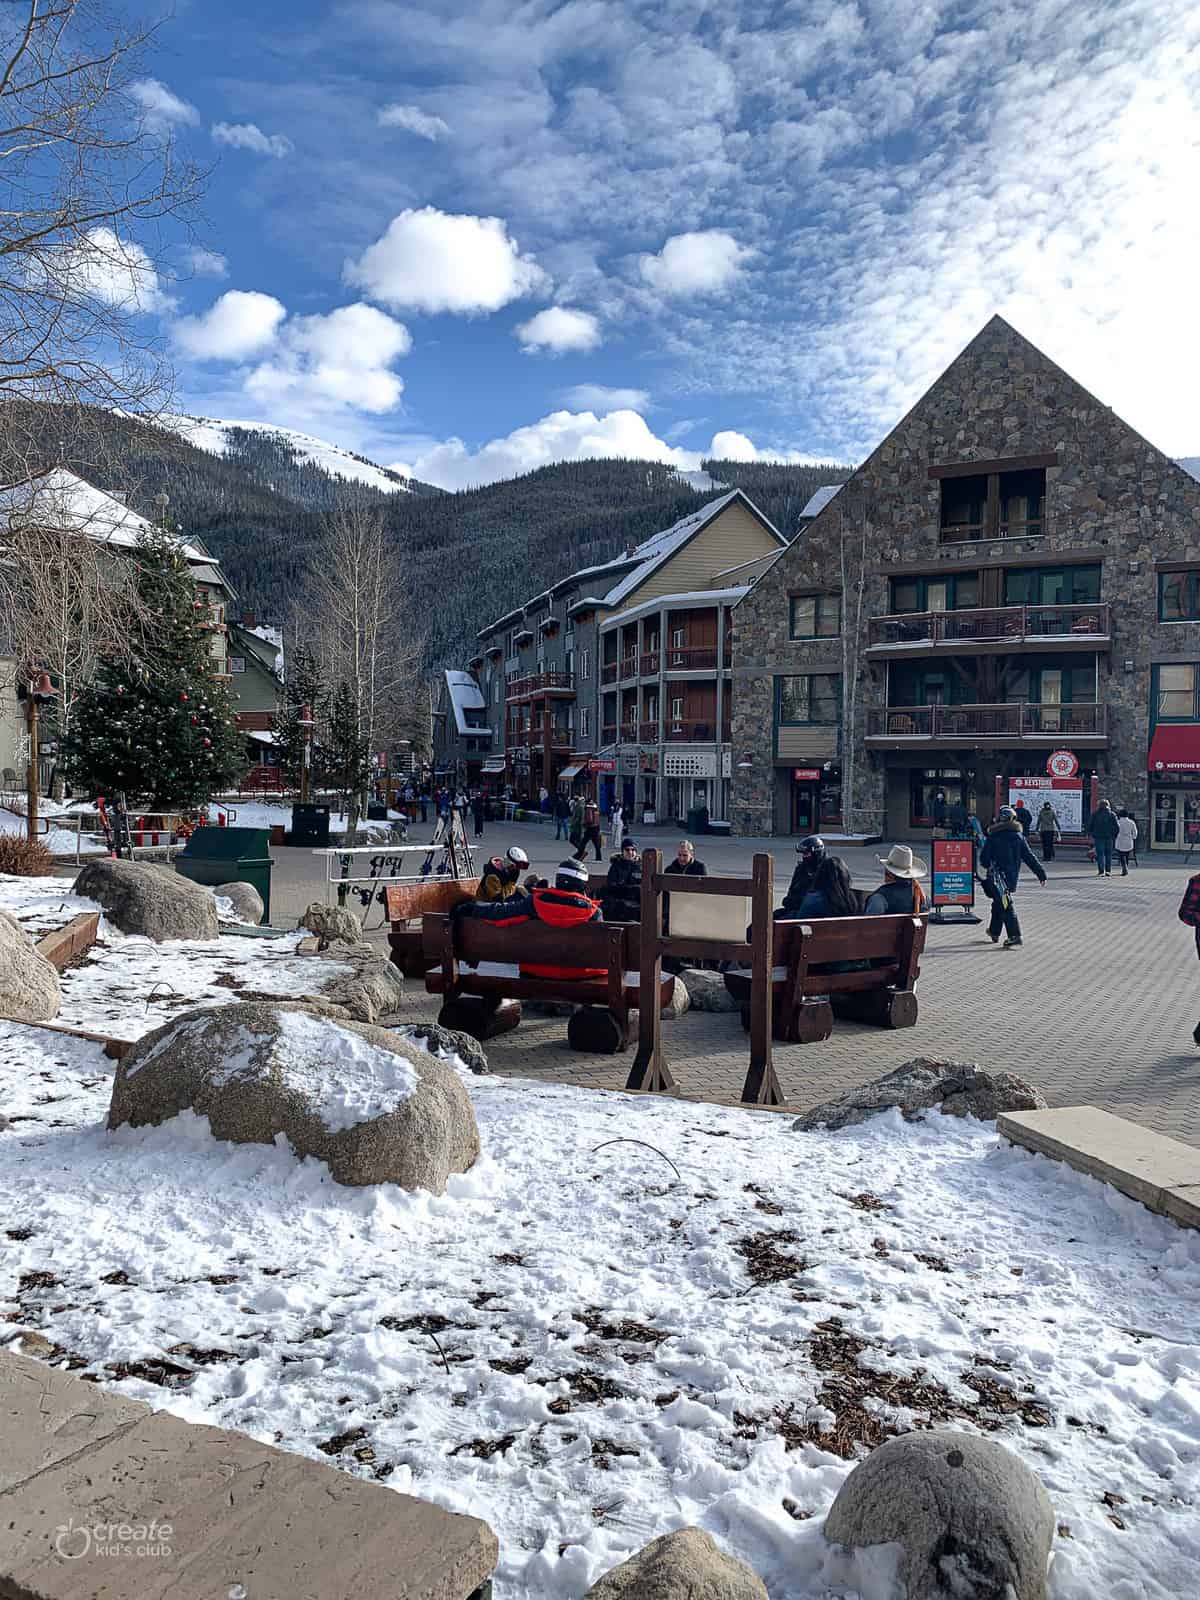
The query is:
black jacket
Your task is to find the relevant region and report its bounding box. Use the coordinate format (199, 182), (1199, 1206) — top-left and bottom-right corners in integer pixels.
(664, 857), (706, 877)
(601, 855), (641, 923)
(780, 858), (819, 914)
(979, 819), (1047, 890)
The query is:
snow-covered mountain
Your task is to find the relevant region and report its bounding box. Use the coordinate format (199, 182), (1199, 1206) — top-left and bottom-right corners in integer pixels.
(157, 413), (413, 495)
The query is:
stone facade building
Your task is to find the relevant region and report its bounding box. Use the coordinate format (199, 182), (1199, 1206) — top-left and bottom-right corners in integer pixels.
(732, 316), (1200, 849)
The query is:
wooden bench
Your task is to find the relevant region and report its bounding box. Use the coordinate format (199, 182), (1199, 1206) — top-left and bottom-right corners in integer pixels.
(420, 911), (672, 1050)
(722, 913), (925, 1043)
(385, 880), (479, 977)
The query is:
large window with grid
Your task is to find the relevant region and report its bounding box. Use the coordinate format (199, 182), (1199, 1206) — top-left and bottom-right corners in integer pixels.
(1154, 663), (1200, 722)
(789, 593), (841, 638)
(1160, 571), (1200, 622)
(776, 674), (841, 725)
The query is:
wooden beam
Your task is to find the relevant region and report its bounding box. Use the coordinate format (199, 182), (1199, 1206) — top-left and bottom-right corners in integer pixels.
(927, 453), (1058, 479)
(741, 854), (784, 1106)
(626, 848), (673, 1092)
(34, 912), (100, 972)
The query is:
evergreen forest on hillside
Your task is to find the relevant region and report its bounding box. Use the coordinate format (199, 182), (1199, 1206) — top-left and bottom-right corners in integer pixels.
(6, 405), (852, 668)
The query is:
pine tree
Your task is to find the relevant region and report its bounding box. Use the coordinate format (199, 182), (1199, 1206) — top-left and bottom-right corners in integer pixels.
(324, 680), (372, 816)
(273, 644), (325, 789)
(63, 531), (246, 806)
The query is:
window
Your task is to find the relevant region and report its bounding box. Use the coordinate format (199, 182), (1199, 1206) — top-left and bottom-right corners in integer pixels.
(670, 696), (683, 722)
(890, 574), (980, 614)
(1155, 664), (1199, 721)
(580, 649), (590, 680)
(776, 674), (841, 725)
(565, 649), (574, 677)
(580, 708), (591, 739)
(1160, 571), (1200, 622)
(671, 627), (686, 648)
(789, 593), (842, 638)
(229, 655), (246, 673)
(940, 467), (1046, 542)
(1003, 565), (1101, 606)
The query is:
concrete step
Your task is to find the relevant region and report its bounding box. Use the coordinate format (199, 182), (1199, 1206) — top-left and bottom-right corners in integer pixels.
(0, 1350), (497, 1599)
(997, 1105), (1200, 1229)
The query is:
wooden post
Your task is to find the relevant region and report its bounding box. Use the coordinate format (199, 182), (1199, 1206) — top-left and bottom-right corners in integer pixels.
(626, 847), (674, 1091)
(740, 852), (784, 1105)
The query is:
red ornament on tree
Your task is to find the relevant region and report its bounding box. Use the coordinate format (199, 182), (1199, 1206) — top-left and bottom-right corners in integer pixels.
(180, 692), (189, 702)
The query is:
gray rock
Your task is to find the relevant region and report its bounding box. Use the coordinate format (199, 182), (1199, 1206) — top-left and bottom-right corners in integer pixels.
(299, 901), (365, 949)
(631, 976), (690, 1022)
(213, 880), (264, 925)
(0, 910), (61, 1022)
(397, 1023), (489, 1076)
(107, 1001), (480, 1193)
(584, 1527), (767, 1599)
(314, 945), (404, 1023)
(681, 967), (740, 1012)
(794, 1058), (1047, 1132)
(823, 1432), (1055, 1600)
(73, 859), (219, 942)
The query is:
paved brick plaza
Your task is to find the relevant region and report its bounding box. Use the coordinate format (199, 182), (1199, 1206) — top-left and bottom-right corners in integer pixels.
(271, 821), (1200, 1146)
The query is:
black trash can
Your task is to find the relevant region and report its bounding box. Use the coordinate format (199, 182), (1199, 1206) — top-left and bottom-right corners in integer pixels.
(366, 802), (389, 821)
(290, 803), (331, 847)
(174, 826), (274, 921)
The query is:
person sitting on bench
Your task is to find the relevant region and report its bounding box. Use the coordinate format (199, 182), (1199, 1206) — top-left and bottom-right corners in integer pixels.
(776, 835), (825, 919)
(864, 844), (928, 915)
(453, 861), (604, 978)
(601, 838), (642, 922)
(476, 845), (529, 902)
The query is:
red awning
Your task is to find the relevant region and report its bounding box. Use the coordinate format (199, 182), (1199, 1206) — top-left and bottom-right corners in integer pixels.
(1148, 725), (1200, 776)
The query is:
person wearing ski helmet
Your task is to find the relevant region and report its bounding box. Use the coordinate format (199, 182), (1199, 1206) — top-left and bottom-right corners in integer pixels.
(475, 844), (530, 902)
(778, 835), (826, 919)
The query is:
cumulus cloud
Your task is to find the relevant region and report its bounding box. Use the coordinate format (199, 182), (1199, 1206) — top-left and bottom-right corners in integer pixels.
(564, 384), (651, 411)
(46, 227), (172, 313)
(515, 306), (601, 354)
(185, 247), (228, 278)
(377, 103), (449, 140)
(212, 122), (293, 158)
(638, 230), (754, 296)
(708, 430), (825, 465)
(244, 303), (411, 414)
(386, 408), (813, 491)
(129, 78), (199, 132)
(344, 207), (547, 315)
(172, 290), (287, 360)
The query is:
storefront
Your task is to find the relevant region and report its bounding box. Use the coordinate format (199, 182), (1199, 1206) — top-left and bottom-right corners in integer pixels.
(789, 764), (842, 834)
(1147, 725), (1200, 850)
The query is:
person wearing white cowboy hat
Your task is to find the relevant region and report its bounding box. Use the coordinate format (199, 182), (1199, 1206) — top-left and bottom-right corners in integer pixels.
(864, 844), (929, 916)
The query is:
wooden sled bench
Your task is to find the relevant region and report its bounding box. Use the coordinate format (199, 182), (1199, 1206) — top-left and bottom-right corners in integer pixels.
(420, 911), (672, 1051)
(385, 880), (479, 977)
(723, 913), (926, 1043)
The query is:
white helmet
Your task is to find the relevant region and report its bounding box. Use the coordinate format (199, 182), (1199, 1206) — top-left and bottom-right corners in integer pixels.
(506, 846), (529, 867)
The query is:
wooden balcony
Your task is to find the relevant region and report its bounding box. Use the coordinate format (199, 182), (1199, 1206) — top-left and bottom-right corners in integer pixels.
(640, 651), (660, 675)
(865, 702), (1108, 747)
(664, 721), (732, 743)
(620, 656), (639, 681)
(665, 646), (718, 671)
(505, 670), (575, 701)
(529, 724), (573, 750)
(601, 661), (619, 685)
(637, 720), (659, 743)
(619, 722), (639, 743)
(601, 724), (618, 745)
(866, 603), (1111, 658)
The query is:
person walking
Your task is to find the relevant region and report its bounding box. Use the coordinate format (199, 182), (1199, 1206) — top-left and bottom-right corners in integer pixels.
(932, 790), (948, 832)
(470, 789), (486, 839)
(1178, 870), (1200, 1046)
(553, 789), (572, 841)
(1012, 798), (1033, 837)
(419, 788), (428, 824)
(1088, 798), (1120, 876)
(574, 795), (603, 862)
(610, 800), (625, 854)
(1036, 800), (1061, 862)
(978, 804), (1047, 948)
(1115, 809), (1139, 875)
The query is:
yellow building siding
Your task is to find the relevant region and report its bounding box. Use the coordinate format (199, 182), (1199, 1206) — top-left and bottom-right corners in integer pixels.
(613, 503), (781, 613)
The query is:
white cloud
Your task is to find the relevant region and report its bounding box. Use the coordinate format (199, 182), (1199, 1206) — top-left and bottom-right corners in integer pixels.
(386, 407), (814, 491)
(185, 247), (228, 279)
(515, 306), (601, 354)
(129, 78), (199, 132)
(344, 207), (547, 315)
(564, 384), (651, 411)
(49, 227), (172, 313)
(708, 430), (825, 465)
(212, 122), (293, 158)
(244, 302), (411, 415)
(638, 230), (755, 296)
(172, 290), (286, 360)
(377, 103), (449, 140)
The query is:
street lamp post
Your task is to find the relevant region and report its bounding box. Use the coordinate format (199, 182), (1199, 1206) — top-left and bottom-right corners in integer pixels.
(298, 703), (314, 805)
(20, 670), (56, 843)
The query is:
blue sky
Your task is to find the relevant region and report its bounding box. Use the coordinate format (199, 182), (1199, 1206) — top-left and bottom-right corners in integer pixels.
(128, 0), (1199, 487)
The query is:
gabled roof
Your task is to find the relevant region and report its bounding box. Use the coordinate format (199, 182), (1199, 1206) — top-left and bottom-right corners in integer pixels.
(444, 669), (492, 738)
(799, 484), (842, 519)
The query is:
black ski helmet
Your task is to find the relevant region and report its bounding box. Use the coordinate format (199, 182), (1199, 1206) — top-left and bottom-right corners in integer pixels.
(796, 835), (826, 862)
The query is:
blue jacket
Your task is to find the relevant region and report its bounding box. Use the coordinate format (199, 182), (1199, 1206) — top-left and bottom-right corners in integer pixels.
(979, 819), (1046, 891)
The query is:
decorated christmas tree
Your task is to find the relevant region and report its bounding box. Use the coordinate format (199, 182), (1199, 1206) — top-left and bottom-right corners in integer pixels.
(63, 531), (245, 807)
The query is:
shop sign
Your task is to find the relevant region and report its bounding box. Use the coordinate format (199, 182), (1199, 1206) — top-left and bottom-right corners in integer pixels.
(1046, 749), (1079, 779)
(792, 767), (822, 782)
(1009, 775), (1083, 833)
(931, 837), (975, 907)
(588, 756), (616, 773)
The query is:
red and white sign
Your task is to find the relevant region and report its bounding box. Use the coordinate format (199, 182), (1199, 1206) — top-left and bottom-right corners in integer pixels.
(792, 767), (822, 782)
(1009, 775), (1083, 833)
(1046, 749), (1079, 778)
(588, 756), (616, 773)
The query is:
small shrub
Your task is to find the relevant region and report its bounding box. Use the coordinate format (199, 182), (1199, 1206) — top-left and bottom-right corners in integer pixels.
(0, 834), (55, 876)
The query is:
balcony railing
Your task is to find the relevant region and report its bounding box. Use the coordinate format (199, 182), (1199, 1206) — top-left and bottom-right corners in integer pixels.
(529, 725), (573, 749)
(505, 669), (575, 700)
(867, 603), (1110, 650)
(865, 703), (1107, 740)
(665, 646), (719, 671)
(601, 661), (619, 685)
(640, 651), (660, 675)
(638, 720), (659, 742)
(619, 722), (639, 743)
(940, 516), (1044, 544)
(601, 724), (617, 745)
(664, 721), (732, 743)
(620, 657), (639, 681)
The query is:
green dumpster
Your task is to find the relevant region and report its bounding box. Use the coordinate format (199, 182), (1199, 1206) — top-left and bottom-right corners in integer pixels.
(175, 826), (274, 922)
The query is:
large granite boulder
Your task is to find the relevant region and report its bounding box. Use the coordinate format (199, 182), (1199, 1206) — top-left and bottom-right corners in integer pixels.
(73, 859), (218, 942)
(107, 1001), (480, 1192)
(299, 901), (364, 949)
(0, 910), (61, 1022)
(584, 1528), (767, 1599)
(314, 944), (404, 1023)
(824, 1432), (1054, 1600)
(681, 967), (740, 1012)
(794, 1058), (1047, 1132)
(213, 881), (264, 925)
(398, 1022), (489, 1076)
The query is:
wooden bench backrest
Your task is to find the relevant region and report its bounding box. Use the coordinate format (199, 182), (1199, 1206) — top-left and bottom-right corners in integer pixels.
(422, 911), (623, 969)
(385, 880), (478, 922)
(793, 912), (924, 964)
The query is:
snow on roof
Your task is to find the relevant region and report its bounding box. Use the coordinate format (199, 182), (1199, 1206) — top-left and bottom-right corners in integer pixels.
(592, 490), (785, 610)
(799, 484), (843, 519)
(1180, 457), (1200, 483)
(250, 624), (283, 652)
(0, 467), (212, 568)
(445, 669), (492, 738)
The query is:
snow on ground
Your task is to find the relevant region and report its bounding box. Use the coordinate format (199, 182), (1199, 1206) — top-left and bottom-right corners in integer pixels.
(1, 1021), (1196, 1600)
(158, 413), (413, 495)
(0, 873), (102, 936)
(54, 928), (351, 1041)
(214, 798), (404, 842)
(0, 808), (105, 857)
